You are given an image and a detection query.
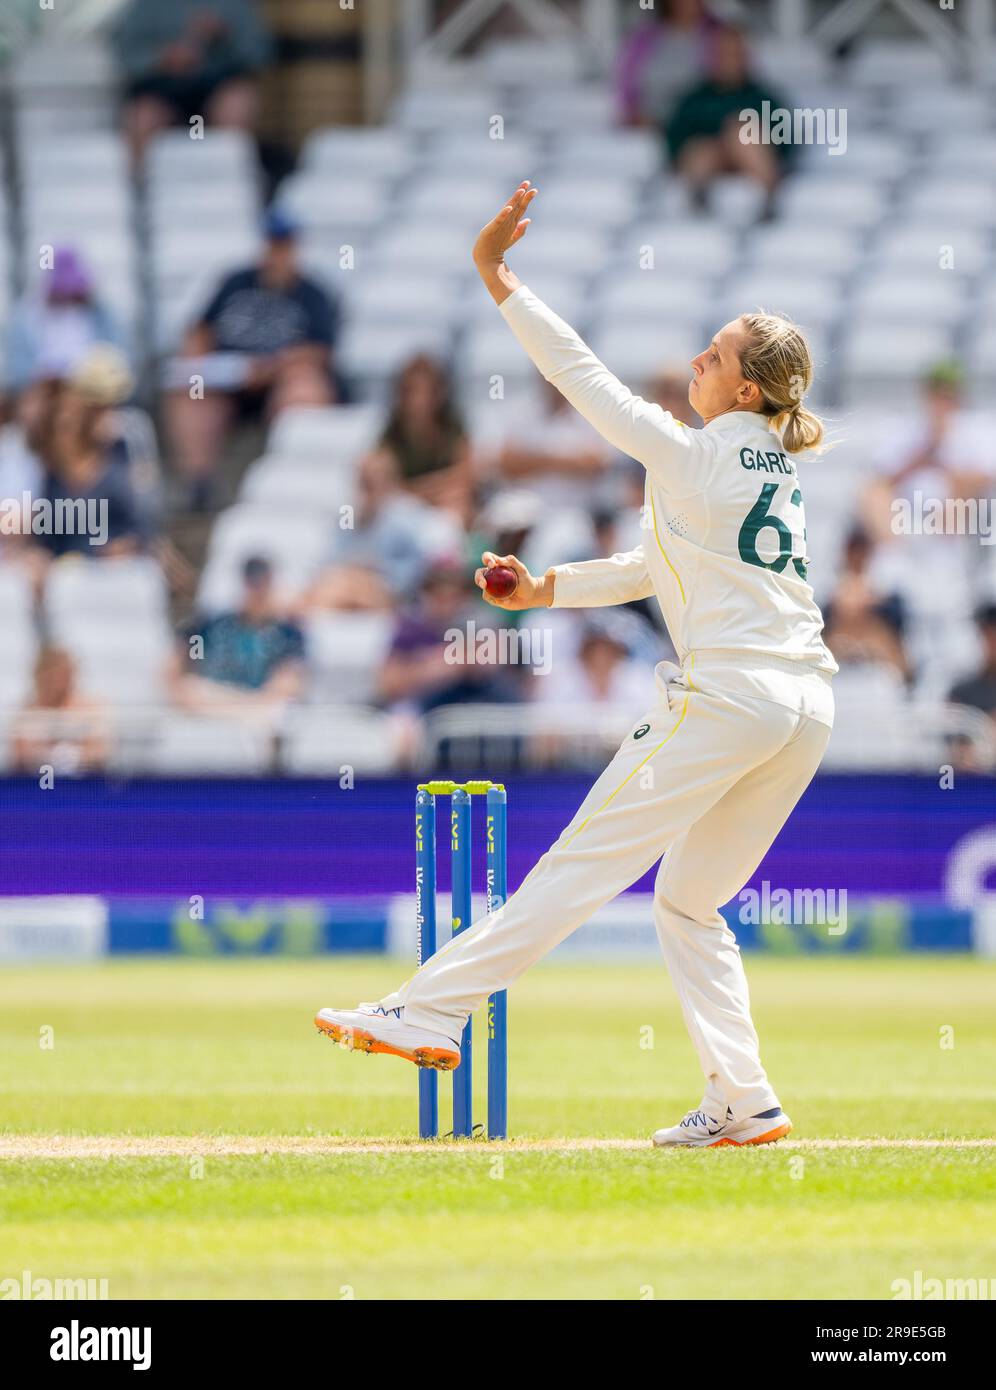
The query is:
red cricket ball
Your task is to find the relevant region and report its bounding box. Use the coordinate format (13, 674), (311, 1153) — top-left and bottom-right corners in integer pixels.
(483, 564), (518, 599)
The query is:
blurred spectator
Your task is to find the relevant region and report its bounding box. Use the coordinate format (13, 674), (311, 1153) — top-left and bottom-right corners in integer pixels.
(861, 362), (993, 680)
(646, 366), (701, 427)
(111, 0), (273, 165)
(378, 557), (516, 714)
(531, 612), (656, 765)
(166, 209), (340, 502)
(864, 362), (993, 541)
(474, 488), (545, 577)
(665, 24), (790, 215)
(537, 614), (655, 710)
(304, 450), (462, 613)
(170, 556), (305, 721)
(32, 381), (146, 562)
(71, 346), (163, 537)
(949, 603), (996, 722)
(11, 647), (110, 775)
(615, 0), (720, 127)
(494, 377), (611, 510)
(822, 527), (909, 680)
(4, 248), (124, 394)
(369, 355), (472, 523)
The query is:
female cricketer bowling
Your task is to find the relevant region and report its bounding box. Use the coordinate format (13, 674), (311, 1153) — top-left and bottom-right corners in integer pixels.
(316, 182), (836, 1147)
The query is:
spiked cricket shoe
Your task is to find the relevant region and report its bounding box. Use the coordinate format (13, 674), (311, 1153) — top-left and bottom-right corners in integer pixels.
(653, 1104), (792, 1148)
(315, 1004), (460, 1070)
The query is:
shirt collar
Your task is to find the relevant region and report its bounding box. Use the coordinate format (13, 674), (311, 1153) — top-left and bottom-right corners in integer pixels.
(702, 410), (775, 436)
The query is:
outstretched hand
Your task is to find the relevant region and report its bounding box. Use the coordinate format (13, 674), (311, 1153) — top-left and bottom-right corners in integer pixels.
(473, 183), (537, 304)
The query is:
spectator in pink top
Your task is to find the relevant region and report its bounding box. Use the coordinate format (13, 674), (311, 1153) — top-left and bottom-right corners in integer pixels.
(614, 0), (721, 128)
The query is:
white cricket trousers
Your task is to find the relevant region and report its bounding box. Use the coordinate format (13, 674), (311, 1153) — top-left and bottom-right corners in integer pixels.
(384, 654), (834, 1121)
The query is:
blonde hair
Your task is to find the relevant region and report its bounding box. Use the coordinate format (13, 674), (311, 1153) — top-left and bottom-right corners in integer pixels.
(737, 311), (825, 454)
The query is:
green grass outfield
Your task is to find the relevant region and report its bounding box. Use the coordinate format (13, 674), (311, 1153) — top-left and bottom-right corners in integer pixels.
(1, 955), (994, 1299)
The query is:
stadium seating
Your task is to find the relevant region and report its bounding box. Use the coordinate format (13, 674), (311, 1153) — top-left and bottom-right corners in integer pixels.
(1, 21), (994, 775)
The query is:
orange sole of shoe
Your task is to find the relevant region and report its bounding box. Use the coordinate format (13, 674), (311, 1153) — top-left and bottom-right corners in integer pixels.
(708, 1121), (792, 1148)
(314, 1014), (460, 1071)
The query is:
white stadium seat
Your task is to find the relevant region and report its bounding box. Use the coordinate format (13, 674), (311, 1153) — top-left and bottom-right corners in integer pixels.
(418, 134), (542, 179)
(533, 177), (643, 230)
(900, 180), (996, 226)
(839, 324), (954, 404)
(0, 568), (39, 710)
(717, 273), (844, 331)
(240, 454), (358, 514)
(512, 225), (612, 276)
(397, 176), (511, 222)
(751, 224), (861, 275)
(459, 321), (543, 389)
(338, 322), (451, 395)
(922, 132), (996, 176)
(868, 225), (989, 276)
(593, 273), (716, 323)
(281, 705), (407, 775)
(304, 614), (395, 704)
(266, 404), (382, 459)
(369, 224), (475, 272)
(341, 274), (464, 332)
(546, 129), (662, 179)
(277, 172), (389, 231)
(617, 221), (737, 276)
(776, 178), (888, 228)
(848, 274), (966, 327)
(793, 131), (912, 183)
(149, 715), (273, 775)
(62, 623), (172, 706)
(586, 322), (702, 383)
(521, 86), (615, 133)
(301, 127), (413, 179)
(197, 506), (332, 613)
(848, 39), (950, 86)
(390, 89), (501, 133)
(145, 130), (259, 185)
(44, 557), (168, 628)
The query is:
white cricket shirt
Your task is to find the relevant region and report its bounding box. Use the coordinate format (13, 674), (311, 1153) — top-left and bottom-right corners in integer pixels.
(499, 285), (838, 676)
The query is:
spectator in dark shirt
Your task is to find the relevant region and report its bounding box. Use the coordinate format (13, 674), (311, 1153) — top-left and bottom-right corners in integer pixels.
(111, 0), (273, 165)
(170, 555), (305, 722)
(822, 527), (909, 680)
(665, 23), (790, 215)
(362, 354), (471, 525)
(949, 603), (996, 720)
(166, 208), (340, 498)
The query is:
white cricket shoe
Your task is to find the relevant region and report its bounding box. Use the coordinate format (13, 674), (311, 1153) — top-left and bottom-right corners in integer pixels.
(315, 1004), (460, 1071)
(653, 1104), (792, 1148)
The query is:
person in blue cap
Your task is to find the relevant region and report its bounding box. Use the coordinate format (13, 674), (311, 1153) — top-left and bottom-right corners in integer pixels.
(165, 206), (342, 503)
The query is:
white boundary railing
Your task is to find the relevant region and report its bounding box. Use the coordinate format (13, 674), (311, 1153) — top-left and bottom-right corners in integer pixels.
(0, 698), (993, 774)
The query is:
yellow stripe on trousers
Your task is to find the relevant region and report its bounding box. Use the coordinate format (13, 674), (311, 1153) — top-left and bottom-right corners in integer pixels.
(560, 695), (691, 850)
